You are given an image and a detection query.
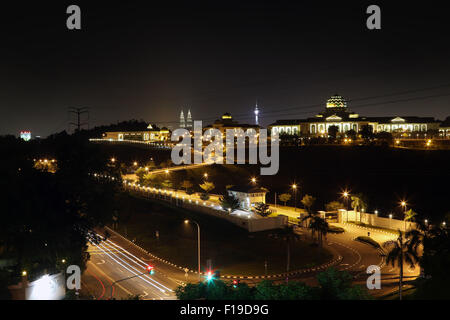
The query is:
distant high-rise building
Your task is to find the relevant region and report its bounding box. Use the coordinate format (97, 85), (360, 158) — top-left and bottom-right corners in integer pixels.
(254, 100), (260, 125)
(186, 109), (193, 129)
(180, 110), (186, 128)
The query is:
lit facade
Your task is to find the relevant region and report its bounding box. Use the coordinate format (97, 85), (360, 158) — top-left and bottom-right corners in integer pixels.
(227, 186), (268, 210)
(204, 113), (260, 135)
(20, 131), (31, 141)
(269, 94), (443, 137)
(103, 124), (170, 142)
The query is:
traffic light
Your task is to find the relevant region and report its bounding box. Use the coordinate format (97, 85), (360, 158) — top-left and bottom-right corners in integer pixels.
(146, 265), (155, 275)
(206, 271), (213, 282)
(232, 279), (240, 288)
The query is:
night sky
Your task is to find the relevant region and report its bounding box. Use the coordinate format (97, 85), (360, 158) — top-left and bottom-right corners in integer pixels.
(1, 1), (450, 137)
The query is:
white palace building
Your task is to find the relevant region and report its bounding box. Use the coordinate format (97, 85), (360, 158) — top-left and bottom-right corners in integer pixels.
(269, 94), (449, 138)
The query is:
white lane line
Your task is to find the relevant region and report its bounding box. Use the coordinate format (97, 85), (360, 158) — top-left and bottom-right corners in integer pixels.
(105, 240), (149, 267)
(98, 241), (174, 293)
(87, 261), (133, 297)
(96, 242), (165, 292)
(92, 242), (168, 296)
(100, 240), (173, 292)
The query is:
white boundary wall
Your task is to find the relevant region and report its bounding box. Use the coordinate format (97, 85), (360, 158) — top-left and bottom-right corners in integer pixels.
(338, 209), (416, 232)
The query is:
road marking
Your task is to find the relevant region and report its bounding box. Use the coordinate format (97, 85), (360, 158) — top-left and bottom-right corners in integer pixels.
(94, 241), (172, 294)
(87, 261), (133, 297)
(96, 259), (105, 265)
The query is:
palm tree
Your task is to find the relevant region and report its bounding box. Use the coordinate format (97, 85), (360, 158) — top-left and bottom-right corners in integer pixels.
(274, 226), (301, 282)
(300, 211), (316, 239)
(350, 194), (367, 223)
(404, 209), (417, 232)
(309, 216), (329, 247)
(383, 230), (419, 300)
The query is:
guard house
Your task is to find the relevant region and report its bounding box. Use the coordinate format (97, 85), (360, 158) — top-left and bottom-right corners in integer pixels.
(227, 185), (269, 210)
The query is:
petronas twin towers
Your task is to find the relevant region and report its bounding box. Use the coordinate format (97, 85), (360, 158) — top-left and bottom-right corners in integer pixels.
(180, 101), (261, 129)
(179, 109), (193, 129)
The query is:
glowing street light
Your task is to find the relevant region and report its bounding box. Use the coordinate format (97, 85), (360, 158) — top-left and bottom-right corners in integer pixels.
(22, 270), (27, 276)
(165, 169), (169, 174)
(203, 173), (208, 179)
(111, 157), (116, 163)
(291, 184), (297, 212)
(342, 190), (350, 222)
(133, 161), (138, 166)
(184, 219), (201, 279)
(251, 177), (256, 184)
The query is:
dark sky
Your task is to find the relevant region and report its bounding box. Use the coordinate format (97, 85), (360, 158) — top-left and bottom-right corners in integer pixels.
(1, 1), (450, 137)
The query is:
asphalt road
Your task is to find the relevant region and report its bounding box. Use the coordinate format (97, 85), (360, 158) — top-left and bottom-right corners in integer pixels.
(82, 233), (186, 300)
(81, 222), (420, 299)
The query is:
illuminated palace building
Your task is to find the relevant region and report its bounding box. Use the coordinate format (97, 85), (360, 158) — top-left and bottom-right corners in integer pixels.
(269, 94), (449, 138)
(102, 124), (171, 142)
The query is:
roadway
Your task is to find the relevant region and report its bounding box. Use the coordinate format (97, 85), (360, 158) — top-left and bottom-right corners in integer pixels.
(81, 221), (419, 300)
(82, 231), (192, 300)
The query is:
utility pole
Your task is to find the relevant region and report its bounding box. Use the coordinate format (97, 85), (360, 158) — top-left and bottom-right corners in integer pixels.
(68, 107), (89, 133)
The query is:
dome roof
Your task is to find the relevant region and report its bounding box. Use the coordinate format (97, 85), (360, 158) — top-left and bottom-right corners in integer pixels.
(326, 94), (347, 109)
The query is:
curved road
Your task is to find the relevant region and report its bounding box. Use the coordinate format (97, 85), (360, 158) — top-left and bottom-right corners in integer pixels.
(81, 222), (419, 299)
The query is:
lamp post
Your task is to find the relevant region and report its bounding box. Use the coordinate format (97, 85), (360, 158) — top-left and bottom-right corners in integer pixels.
(292, 184), (297, 212)
(342, 191), (349, 223)
(400, 201), (407, 231)
(389, 214), (393, 229)
(185, 219), (201, 279)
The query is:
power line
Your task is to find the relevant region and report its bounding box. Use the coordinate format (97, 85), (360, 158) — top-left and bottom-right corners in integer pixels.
(68, 107), (90, 132)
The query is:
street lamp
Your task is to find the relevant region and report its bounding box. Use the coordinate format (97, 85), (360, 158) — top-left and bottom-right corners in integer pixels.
(185, 219), (201, 279)
(203, 173), (208, 179)
(342, 191), (350, 223)
(389, 214), (393, 229)
(251, 177), (256, 184)
(291, 184), (297, 212)
(400, 200), (407, 231)
(133, 161), (138, 167)
(111, 157), (116, 163)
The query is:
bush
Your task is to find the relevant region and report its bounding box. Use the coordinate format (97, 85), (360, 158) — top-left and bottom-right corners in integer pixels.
(327, 225), (345, 233)
(355, 236), (380, 248)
